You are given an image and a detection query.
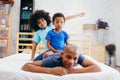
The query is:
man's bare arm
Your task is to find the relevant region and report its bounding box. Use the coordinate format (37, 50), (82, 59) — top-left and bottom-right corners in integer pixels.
(21, 61), (69, 76)
(69, 58), (101, 73)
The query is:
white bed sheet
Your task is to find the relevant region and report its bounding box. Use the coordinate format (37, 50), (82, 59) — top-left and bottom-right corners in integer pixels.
(0, 53), (120, 80)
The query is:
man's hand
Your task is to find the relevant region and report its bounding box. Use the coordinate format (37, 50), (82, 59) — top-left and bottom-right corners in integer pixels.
(21, 63), (30, 71)
(50, 67), (69, 76)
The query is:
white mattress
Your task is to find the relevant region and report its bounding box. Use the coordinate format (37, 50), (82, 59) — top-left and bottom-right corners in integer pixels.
(0, 53), (120, 80)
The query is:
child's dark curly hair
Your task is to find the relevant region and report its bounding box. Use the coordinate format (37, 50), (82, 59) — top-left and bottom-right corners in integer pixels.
(29, 10), (51, 31)
(52, 13), (65, 23)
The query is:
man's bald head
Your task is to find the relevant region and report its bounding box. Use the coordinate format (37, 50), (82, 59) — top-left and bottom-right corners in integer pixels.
(63, 44), (79, 54)
(61, 44), (80, 69)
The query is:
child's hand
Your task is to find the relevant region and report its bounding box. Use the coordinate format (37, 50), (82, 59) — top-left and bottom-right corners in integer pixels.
(77, 12), (86, 17)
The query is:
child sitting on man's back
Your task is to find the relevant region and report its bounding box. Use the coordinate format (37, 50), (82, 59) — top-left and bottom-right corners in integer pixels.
(44, 13), (70, 58)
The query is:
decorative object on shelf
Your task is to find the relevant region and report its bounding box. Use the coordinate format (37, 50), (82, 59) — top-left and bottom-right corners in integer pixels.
(0, 14), (8, 29)
(97, 19), (109, 29)
(97, 19), (109, 44)
(105, 44), (116, 67)
(0, 1), (6, 13)
(1, 0), (14, 14)
(4, 4), (11, 14)
(19, 0), (33, 32)
(2, 0), (14, 6)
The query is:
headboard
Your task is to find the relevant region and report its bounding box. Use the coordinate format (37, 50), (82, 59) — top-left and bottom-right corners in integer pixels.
(69, 34), (91, 55)
(16, 32), (91, 54)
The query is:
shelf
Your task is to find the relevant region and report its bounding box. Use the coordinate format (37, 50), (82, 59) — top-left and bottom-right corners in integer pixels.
(20, 30), (32, 32)
(19, 32), (33, 34)
(18, 49), (32, 52)
(0, 12), (11, 57)
(0, 28), (9, 30)
(20, 11), (32, 20)
(19, 43), (32, 46)
(0, 37), (8, 40)
(19, 0), (33, 32)
(0, 13), (9, 15)
(21, 10), (32, 11)
(19, 38), (32, 41)
(18, 0), (33, 53)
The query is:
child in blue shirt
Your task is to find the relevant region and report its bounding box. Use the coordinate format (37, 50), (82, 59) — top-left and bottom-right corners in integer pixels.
(30, 10), (85, 60)
(44, 13), (69, 58)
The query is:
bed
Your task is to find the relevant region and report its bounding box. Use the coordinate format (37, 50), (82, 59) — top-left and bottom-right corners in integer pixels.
(0, 53), (120, 80)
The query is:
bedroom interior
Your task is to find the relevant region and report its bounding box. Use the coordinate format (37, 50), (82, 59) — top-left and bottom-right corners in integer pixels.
(0, 0), (120, 80)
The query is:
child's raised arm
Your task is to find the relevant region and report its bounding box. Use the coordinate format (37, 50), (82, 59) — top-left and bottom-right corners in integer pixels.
(65, 12), (85, 20)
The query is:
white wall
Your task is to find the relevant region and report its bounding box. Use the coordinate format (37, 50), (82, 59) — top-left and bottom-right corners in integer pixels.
(10, 0), (20, 54)
(11, 0), (120, 66)
(114, 0), (120, 66)
(35, 0), (84, 34)
(35, 0), (115, 35)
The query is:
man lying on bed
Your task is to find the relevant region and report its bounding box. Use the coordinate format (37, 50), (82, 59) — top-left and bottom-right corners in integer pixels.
(22, 44), (101, 76)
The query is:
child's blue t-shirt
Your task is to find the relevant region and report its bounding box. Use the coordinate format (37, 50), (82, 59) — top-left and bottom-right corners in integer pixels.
(32, 23), (54, 50)
(46, 29), (69, 50)
(42, 53), (85, 68)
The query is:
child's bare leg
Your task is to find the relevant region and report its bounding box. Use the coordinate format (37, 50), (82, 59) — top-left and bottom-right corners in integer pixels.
(43, 51), (54, 58)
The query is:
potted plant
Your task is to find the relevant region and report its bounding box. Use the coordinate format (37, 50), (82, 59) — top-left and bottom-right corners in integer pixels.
(2, 0), (14, 6)
(105, 44), (116, 67)
(97, 19), (109, 29)
(97, 19), (109, 44)
(106, 44), (116, 56)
